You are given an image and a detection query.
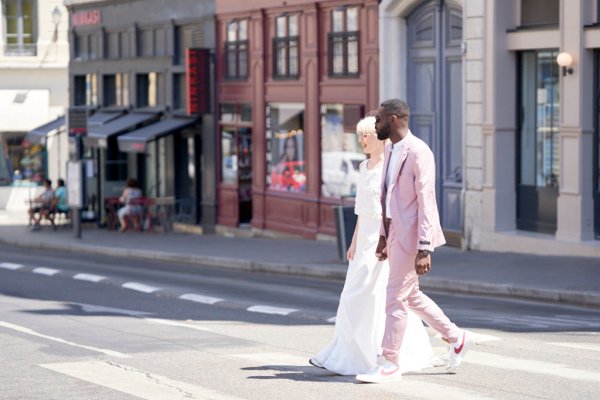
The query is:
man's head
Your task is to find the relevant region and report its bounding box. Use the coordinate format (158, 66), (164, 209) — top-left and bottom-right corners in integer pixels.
(375, 99), (410, 141)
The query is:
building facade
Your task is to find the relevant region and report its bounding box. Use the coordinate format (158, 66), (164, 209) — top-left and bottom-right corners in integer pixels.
(381, 0), (600, 257)
(215, 0), (379, 238)
(65, 0), (216, 228)
(0, 0), (69, 198)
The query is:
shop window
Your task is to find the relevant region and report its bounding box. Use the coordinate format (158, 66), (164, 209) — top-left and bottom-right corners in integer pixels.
(3, 0), (36, 56)
(136, 72), (160, 107)
(219, 104), (252, 186)
(225, 19), (248, 80)
(273, 14), (299, 79)
(320, 104), (366, 198)
(266, 103), (306, 193)
(521, 0), (559, 27)
(328, 6), (359, 78)
(103, 73), (129, 107)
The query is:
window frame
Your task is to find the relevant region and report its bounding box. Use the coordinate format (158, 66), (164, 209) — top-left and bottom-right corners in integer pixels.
(224, 19), (249, 80)
(2, 0), (37, 56)
(272, 14), (300, 80)
(327, 6), (360, 78)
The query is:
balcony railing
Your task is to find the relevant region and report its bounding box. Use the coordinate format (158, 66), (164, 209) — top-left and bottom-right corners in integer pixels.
(3, 44), (37, 57)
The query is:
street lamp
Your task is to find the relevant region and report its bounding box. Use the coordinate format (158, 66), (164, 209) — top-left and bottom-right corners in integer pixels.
(556, 52), (574, 77)
(52, 6), (62, 42)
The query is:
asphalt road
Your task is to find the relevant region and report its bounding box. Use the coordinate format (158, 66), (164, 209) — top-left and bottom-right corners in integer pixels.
(0, 244), (599, 399)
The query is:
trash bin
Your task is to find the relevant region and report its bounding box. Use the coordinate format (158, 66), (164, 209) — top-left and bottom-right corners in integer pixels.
(333, 204), (358, 262)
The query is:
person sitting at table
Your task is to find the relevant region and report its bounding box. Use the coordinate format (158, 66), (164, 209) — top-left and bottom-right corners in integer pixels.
(41, 178), (69, 229)
(29, 179), (54, 230)
(118, 177), (143, 232)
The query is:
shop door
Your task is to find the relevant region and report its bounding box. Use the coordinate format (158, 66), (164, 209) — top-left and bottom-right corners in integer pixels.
(517, 50), (560, 234)
(407, 0), (463, 235)
(238, 128), (252, 224)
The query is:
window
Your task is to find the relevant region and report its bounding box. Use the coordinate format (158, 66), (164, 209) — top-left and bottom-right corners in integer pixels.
(225, 20), (248, 80)
(273, 14), (299, 79)
(86, 73), (98, 106)
(74, 75), (86, 106)
(521, 0), (559, 27)
(3, 0), (36, 56)
(266, 103), (306, 193)
(219, 104), (252, 185)
(103, 74), (129, 107)
(328, 6), (359, 78)
(173, 73), (187, 111)
(137, 72), (161, 107)
(320, 104), (365, 198)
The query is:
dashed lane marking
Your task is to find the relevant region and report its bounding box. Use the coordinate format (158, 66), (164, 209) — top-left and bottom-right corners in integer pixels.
(73, 273), (106, 283)
(40, 361), (244, 400)
(121, 282), (161, 294)
(0, 262), (23, 270)
(32, 267), (61, 276)
(179, 293), (223, 305)
(247, 305), (298, 316)
(0, 321), (129, 358)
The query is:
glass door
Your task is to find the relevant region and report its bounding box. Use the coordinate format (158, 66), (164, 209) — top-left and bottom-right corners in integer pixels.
(517, 50), (560, 233)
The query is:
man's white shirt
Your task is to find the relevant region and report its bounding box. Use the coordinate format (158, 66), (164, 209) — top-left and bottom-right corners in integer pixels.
(385, 130), (412, 218)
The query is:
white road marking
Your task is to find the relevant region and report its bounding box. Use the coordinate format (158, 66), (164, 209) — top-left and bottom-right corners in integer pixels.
(73, 273), (106, 283)
(247, 305), (298, 316)
(179, 293), (223, 305)
(73, 302), (155, 317)
(121, 282), (161, 293)
(231, 352), (309, 366)
(327, 316), (336, 323)
(32, 267), (60, 276)
(146, 318), (211, 332)
(549, 342), (600, 353)
(40, 361), (243, 400)
(0, 262), (22, 270)
(468, 350), (600, 383)
(0, 321), (128, 358)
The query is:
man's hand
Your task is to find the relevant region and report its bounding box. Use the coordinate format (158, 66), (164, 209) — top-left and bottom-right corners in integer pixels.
(375, 236), (387, 261)
(415, 252), (431, 275)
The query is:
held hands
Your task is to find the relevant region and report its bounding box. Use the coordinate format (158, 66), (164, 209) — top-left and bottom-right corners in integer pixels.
(415, 252), (431, 275)
(375, 236), (388, 261)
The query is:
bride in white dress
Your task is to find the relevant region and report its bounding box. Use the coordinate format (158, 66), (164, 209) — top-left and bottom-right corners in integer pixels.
(310, 116), (434, 376)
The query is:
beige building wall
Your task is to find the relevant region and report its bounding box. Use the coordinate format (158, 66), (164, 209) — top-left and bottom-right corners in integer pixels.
(0, 0), (69, 187)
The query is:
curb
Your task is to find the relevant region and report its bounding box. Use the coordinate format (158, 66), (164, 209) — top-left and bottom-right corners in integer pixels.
(2, 237), (599, 309)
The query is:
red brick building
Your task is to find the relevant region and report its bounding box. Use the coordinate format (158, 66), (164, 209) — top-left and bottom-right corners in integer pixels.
(216, 0), (379, 237)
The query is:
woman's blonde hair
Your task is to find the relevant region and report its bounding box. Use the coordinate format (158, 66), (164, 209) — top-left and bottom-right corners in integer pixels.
(356, 116), (376, 137)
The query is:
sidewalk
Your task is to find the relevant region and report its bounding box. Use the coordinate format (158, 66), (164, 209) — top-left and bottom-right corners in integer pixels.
(1, 210), (599, 309)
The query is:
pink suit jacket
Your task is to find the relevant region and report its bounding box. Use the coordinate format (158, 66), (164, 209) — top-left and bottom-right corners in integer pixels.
(379, 132), (446, 254)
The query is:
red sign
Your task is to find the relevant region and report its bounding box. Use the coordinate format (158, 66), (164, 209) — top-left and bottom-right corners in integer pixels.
(72, 10), (101, 27)
(186, 48), (211, 115)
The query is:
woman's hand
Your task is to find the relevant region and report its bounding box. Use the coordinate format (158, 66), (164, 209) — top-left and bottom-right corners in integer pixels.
(346, 241), (357, 261)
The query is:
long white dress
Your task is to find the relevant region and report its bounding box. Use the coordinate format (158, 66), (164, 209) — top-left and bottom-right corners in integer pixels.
(312, 159), (434, 375)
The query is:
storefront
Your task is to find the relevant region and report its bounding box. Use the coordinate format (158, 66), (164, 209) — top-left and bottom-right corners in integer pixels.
(66, 0), (216, 228)
(216, 0), (379, 238)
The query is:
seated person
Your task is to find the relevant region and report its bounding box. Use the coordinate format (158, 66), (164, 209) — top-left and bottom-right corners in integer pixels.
(117, 177), (143, 232)
(42, 179), (69, 229)
(29, 179), (55, 229)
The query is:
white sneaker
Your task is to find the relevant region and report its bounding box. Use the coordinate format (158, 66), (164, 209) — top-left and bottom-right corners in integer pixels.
(448, 330), (473, 371)
(356, 360), (402, 383)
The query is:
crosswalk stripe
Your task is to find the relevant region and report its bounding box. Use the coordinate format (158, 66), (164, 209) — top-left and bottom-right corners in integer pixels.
(0, 321), (128, 358)
(549, 342), (600, 353)
(73, 273), (106, 283)
(247, 305), (298, 316)
(146, 318), (212, 332)
(40, 361), (244, 400)
(121, 282), (161, 293)
(0, 262), (22, 270)
(468, 350), (600, 383)
(179, 293), (223, 305)
(32, 267), (61, 276)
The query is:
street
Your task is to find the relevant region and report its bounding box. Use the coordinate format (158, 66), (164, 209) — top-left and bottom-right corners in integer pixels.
(1, 244), (599, 400)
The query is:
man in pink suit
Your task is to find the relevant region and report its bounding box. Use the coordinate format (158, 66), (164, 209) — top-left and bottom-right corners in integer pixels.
(357, 99), (472, 383)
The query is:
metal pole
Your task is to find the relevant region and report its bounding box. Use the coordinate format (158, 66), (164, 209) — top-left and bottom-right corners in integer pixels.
(72, 136), (82, 239)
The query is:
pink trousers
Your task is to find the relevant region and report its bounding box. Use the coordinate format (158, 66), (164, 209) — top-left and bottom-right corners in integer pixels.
(382, 221), (462, 363)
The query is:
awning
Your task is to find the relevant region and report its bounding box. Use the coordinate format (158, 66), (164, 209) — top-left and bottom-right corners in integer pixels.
(117, 117), (196, 153)
(25, 116), (65, 145)
(86, 112), (159, 148)
(88, 111), (124, 127)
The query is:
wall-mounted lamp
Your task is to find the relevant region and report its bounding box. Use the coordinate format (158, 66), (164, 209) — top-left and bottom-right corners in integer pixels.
(52, 6), (62, 43)
(556, 52), (574, 76)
